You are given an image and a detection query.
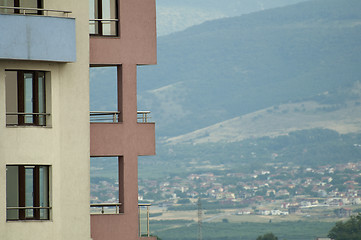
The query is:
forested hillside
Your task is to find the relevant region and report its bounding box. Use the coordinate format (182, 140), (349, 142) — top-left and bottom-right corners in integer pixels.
(136, 0), (361, 137)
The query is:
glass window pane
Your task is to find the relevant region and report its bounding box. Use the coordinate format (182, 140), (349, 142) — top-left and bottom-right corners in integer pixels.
(89, 0), (98, 18)
(25, 167), (34, 218)
(0, 0), (14, 13)
(102, 21), (117, 36)
(24, 73), (34, 124)
(20, 0), (38, 8)
(89, 0), (98, 34)
(6, 166), (19, 220)
(39, 166), (49, 219)
(102, 0), (117, 35)
(20, 0), (39, 14)
(5, 71), (19, 125)
(38, 73), (46, 125)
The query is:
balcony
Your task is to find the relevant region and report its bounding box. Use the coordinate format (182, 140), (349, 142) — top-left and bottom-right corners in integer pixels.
(90, 111), (155, 156)
(90, 203), (156, 240)
(90, 203), (122, 214)
(0, 6), (75, 62)
(90, 111), (151, 123)
(138, 203), (155, 239)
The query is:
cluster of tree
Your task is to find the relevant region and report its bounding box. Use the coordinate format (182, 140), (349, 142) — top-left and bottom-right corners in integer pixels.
(257, 214), (361, 240)
(328, 214), (361, 240)
(256, 233), (278, 240)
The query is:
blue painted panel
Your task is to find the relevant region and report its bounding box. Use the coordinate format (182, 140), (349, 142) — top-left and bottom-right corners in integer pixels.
(0, 14), (76, 62)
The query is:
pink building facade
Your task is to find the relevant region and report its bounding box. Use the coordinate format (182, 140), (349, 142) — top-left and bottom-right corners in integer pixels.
(89, 0), (157, 239)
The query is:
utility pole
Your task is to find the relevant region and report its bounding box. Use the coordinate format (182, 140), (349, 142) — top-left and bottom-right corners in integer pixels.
(197, 197), (202, 240)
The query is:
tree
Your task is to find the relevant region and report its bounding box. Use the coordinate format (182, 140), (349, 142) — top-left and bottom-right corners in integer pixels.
(256, 233), (278, 240)
(328, 214), (361, 240)
(222, 218), (229, 223)
(177, 198), (191, 204)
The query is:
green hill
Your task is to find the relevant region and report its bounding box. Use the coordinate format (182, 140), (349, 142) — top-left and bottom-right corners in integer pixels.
(136, 0), (361, 137)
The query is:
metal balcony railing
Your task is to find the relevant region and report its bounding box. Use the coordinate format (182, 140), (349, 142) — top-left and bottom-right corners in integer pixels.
(90, 203), (122, 214)
(6, 112), (50, 116)
(0, 6), (71, 17)
(90, 111), (120, 123)
(6, 206), (52, 210)
(89, 19), (119, 36)
(137, 111), (151, 123)
(6, 112), (50, 126)
(138, 203), (151, 237)
(90, 111), (152, 123)
(6, 206), (52, 220)
(90, 203), (152, 236)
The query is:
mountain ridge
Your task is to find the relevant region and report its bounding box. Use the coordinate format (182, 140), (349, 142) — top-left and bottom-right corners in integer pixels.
(165, 98), (361, 145)
(138, 0), (361, 137)
(156, 0), (309, 35)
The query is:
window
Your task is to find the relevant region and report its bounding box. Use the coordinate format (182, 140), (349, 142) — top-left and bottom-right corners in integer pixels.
(6, 165), (50, 221)
(5, 70), (49, 126)
(90, 156), (123, 214)
(89, 0), (118, 36)
(0, 0), (43, 15)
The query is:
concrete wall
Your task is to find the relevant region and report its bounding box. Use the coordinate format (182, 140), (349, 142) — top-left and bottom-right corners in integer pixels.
(90, 122), (155, 156)
(89, 0), (157, 239)
(0, 14), (76, 62)
(90, 0), (157, 65)
(0, 0), (91, 239)
(90, 64), (156, 240)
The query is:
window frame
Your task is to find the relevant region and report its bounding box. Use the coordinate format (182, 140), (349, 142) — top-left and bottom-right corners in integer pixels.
(90, 0), (119, 37)
(5, 69), (48, 127)
(6, 165), (51, 221)
(1, 0), (43, 15)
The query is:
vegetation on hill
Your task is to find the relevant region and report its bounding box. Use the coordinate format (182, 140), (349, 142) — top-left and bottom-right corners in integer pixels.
(148, 129), (361, 174)
(151, 220), (334, 240)
(137, 0), (361, 137)
(328, 214), (361, 240)
(256, 233), (278, 240)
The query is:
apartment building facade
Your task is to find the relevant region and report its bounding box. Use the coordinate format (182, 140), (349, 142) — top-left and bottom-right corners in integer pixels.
(0, 0), (156, 239)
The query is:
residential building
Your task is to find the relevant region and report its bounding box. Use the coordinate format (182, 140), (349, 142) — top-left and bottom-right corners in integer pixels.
(0, 0), (156, 239)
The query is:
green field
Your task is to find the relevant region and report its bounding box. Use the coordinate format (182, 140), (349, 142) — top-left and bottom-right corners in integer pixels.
(151, 220), (335, 240)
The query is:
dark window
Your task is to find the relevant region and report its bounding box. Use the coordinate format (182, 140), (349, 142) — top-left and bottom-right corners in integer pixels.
(90, 156), (124, 214)
(6, 165), (50, 221)
(0, 0), (43, 15)
(5, 70), (47, 126)
(89, 0), (118, 36)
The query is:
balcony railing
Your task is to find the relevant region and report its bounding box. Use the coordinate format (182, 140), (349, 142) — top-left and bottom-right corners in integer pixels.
(6, 206), (52, 220)
(90, 203), (122, 214)
(90, 111), (152, 123)
(6, 112), (50, 116)
(0, 6), (71, 17)
(90, 111), (120, 123)
(6, 206), (52, 210)
(138, 203), (151, 237)
(89, 19), (119, 36)
(137, 111), (151, 123)
(6, 112), (50, 126)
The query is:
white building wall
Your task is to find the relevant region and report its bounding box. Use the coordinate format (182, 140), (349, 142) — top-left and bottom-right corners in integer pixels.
(0, 0), (91, 239)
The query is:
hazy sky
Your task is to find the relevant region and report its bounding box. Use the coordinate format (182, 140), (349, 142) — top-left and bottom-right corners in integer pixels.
(156, 0), (309, 35)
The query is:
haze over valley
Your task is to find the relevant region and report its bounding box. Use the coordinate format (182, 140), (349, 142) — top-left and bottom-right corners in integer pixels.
(90, 0), (361, 239)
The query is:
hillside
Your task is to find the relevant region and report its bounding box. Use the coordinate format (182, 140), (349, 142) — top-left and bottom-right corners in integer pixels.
(166, 84), (361, 145)
(156, 0), (308, 35)
(136, 0), (361, 138)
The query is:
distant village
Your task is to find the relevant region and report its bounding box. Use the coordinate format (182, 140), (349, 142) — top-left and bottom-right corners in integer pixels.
(91, 161), (361, 218)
